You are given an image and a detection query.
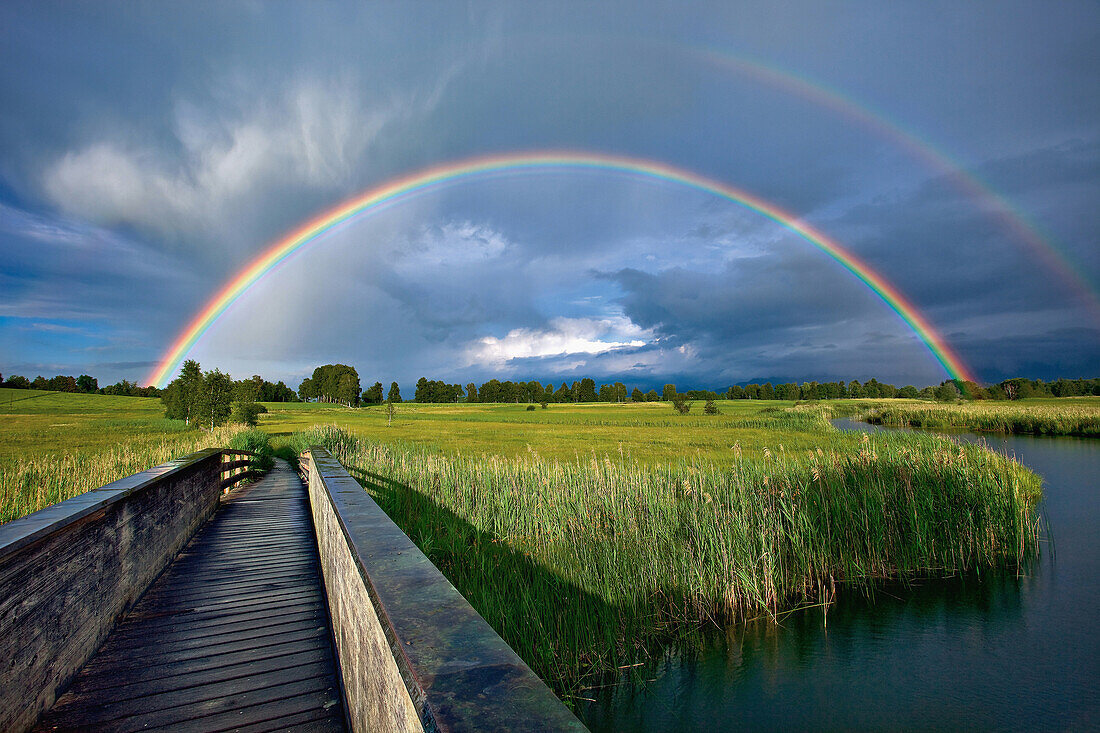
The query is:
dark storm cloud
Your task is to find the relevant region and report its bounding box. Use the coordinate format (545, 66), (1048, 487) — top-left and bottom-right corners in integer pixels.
(0, 2), (1096, 385)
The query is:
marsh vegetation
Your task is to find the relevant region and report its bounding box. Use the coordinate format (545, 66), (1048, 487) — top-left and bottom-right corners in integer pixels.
(862, 397), (1100, 436)
(289, 411), (1042, 694)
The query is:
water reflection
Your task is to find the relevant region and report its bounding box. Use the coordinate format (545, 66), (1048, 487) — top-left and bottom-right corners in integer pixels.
(579, 422), (1100, 731)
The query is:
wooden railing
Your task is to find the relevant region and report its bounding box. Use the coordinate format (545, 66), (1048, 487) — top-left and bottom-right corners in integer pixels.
(300, 447), (586, 732)
(0, 449), (229, 732)
(220, 448), (258, 490)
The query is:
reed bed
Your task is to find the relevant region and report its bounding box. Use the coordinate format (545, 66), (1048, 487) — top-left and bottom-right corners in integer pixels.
(0, 424), (253, 524)
(865, 400), (1100, 436)
(293, 423), (1042, 693)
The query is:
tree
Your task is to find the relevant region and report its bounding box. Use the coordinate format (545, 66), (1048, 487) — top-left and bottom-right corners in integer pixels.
(386, 395), (397, 426)
(555, 383), (571, 402)
(336, 373), (360, 407)
(934, 382), (959, 401)
(363, 381), (384, 405)
(195, 369), (234, 429)
(162, 359), (204, 425)
(388, 382), (402, 403)
(578, 378), (597, 402)
(466, 383), (478, 402)
(645, 389), (659, 402)
(47, 375), (79, 393)
(76, 375), (98, 393)
(231, 400), (265, 426)
(5, 375), (30, 389)
(631, 387), (645, 402)
(898, 385), (920, 398)
(662, 384), (677, 401)
(298, 377), (316, 401)
(300, 364), (360, 404)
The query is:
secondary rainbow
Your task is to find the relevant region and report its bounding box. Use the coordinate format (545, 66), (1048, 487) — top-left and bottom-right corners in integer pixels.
(684, 44), (1100, 322)
(146, 152), (975, 387)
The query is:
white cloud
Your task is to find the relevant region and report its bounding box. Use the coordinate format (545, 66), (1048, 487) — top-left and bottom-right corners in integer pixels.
(40, 74), (454, 240)
(467, 316), (650, 366)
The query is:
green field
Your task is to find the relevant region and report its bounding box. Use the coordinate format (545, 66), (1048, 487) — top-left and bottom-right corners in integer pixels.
(0, 388), (254, 524)
(0, 388), (189, 467)
(0, 389), (1052, 694)
(259, 398), (878, 462)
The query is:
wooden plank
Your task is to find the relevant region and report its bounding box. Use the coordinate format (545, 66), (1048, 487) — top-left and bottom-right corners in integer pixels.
(82, 626), (333, 672)
(75, 642), (333, 693)
(44, 662), (336, 727)
(138, 688), (345, 733)
(33, 460), (346, 732)
(105, 599), (324, 642)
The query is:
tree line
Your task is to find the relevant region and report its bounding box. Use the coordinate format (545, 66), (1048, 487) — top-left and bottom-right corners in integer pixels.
(6, 364), (1097, 409)
(341, 375), (1100, 404)
(159, 360), (301, 428)
(0, 372), (161, 397)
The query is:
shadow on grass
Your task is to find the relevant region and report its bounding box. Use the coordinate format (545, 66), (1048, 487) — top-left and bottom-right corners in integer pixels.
(340, 461), (649, 700)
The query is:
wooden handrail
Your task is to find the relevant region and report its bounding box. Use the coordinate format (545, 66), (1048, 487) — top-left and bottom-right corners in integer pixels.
(220, 470), (257, 490)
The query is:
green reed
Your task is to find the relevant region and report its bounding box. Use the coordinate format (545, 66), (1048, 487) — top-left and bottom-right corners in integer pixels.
(293, 423), (1042, 695)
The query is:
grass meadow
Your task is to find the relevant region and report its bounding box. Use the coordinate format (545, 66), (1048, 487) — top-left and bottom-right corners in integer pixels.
(0, 388), (259, 524)
(261, 398), (877, 463)
(0, 388), (1060, 694)
(862, 397), (1100, 436)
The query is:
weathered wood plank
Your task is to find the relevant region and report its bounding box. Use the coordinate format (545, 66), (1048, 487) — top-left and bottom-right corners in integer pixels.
(0, 449), (225, 733)
(33, 460), (346, 732)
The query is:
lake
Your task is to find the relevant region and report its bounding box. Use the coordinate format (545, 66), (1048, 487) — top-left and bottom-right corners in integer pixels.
(578, 420), (1099, 730)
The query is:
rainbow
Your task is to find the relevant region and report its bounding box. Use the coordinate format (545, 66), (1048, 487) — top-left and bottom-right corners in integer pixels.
(685, 44), (1100, 322)
(146, 152), (974, 387)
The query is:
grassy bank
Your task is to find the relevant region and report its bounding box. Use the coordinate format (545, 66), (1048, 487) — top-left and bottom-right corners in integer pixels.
(293, 422), (1042, 694)
(862, 397), (1100, 436)
(0, 389), (274, 524)
(0, 424), (269, 525)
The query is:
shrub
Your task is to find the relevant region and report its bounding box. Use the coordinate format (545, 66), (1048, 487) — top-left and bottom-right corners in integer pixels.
(230, 400), (266, 426)
(704, 400), (720, 415)
(526, 405), (536, 411)
(672, 396), (692, 415)
(228, 428), (274, 471)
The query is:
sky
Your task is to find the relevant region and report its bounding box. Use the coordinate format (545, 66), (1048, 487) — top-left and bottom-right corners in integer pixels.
(1, 1), (1097, 391)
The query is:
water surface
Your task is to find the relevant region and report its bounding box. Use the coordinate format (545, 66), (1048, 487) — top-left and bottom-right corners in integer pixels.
(578, 421), (1100, 730)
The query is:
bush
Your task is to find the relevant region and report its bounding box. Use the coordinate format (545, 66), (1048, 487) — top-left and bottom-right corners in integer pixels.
(228, 428), (274, 471)
(540, 401), (548, 409)
(526, 405), (536, 411)
(672, 396), (693, 415)
(704, 400), (720, 415)
(231, 400), (266, 426)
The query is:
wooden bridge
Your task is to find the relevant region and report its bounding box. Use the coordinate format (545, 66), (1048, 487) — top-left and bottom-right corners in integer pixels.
(0, 448), (586, 732)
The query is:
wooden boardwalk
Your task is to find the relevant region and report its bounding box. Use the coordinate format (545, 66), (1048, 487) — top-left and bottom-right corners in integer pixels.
(35, 460), (347, 733)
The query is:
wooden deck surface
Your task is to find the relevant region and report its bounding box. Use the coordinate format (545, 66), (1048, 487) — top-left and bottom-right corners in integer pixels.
(35, 459), (348, 733)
